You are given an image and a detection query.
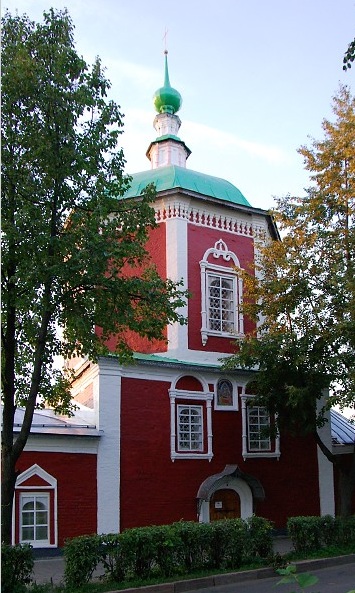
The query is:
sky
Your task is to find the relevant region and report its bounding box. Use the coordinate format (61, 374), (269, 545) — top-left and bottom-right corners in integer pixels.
(3, 0), (355, 212)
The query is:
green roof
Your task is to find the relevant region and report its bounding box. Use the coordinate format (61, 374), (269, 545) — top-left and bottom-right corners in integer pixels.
(123, 165), (251, 206)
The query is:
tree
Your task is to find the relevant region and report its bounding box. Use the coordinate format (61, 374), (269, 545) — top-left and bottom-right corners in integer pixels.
(1, 9), (188, 544)
(224, 85), (355, 516)
(343, 37), (355, 70)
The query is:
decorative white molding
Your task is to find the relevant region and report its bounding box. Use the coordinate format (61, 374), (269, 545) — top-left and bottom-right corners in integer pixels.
(200, 239), (244, 346)
(154, 202), (267, 238)
(169, 389), (213, 462)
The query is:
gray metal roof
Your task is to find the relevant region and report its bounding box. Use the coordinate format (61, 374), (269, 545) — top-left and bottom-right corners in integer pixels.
(330, 409), (355, 445)
(3, 406), (100, 437)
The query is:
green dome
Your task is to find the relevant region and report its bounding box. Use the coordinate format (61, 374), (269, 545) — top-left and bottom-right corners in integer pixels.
(123, 165), (251, 207)
(153, 51), (182, 115)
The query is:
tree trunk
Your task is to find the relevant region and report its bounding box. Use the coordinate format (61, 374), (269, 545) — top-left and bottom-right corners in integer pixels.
(1, 449), (18, 544)
(337, 450), (355, 517)
(338, 469), (353, 517)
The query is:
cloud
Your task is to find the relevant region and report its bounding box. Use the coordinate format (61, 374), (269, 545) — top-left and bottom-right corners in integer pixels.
(183, 121), (289, 165)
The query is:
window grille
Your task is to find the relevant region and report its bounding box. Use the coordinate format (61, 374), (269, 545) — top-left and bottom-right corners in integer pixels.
(247, 407), (271, 451)
(177, 405), (203, 451)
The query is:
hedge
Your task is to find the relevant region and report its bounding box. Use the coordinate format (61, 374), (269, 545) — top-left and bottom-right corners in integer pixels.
(287, 515), (355, 553)
(1, 543), (34, 593)
(64, 516), (273, 587)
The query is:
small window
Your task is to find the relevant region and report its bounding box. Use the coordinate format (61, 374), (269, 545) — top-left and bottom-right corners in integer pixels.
(20, 494), (49, 545)
(177, 405), (203, 451)
(247, 407), (271, 451)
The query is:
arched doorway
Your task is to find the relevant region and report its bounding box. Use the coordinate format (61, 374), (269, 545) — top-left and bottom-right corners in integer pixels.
(209, 488), (241, 521)
(196, 464), (265, 523)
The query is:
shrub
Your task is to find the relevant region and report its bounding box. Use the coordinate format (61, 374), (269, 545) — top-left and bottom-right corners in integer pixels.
(118, 526), (156, 580)
(64, 534), (101, 587)
(99, 533), (125, 582)
(287, 516), (323, 553)
(172, 521), (211, 572)
(244, 515), (273, 559)
(336, 515), (355, 545)
(287, 515), (355, 553)
(149, 524), (182, 577)
(1, 543), (34, 593)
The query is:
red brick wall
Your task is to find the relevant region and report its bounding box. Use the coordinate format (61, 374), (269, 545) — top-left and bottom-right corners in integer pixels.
(98, 222), (168, 354)
(187, 224), (255, 352)
(16, 451), (97, 547)
(119, 375), (321, 530)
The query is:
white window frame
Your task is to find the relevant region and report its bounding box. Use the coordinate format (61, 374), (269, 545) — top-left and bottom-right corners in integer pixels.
(13, 464), (58, 548)
(241, 392), (280, 460)
(200, 239), (243, 346)
(20, 492), (50, 546)
(169, 389), (213, 461)
(214, 378), (238, 411)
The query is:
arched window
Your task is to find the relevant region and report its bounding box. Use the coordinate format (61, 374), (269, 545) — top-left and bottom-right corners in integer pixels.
(200, 239), (243, 345)
(169, 374), (213, 461)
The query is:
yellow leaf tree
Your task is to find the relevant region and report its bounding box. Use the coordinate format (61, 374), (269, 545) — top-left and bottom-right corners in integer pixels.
(225, 85), (355, 516)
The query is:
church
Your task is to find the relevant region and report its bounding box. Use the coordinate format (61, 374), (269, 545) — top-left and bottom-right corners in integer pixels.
(12, 53), (352, 549)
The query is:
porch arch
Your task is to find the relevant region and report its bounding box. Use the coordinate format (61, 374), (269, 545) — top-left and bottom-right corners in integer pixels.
(196, 464), (265, 523)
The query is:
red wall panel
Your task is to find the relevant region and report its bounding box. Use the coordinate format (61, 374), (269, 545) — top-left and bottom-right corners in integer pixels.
(98, 222), (168, 354)
(187, 224), (255, 352)
(120, 376), (321, 530)
(17, 451), (97, 547)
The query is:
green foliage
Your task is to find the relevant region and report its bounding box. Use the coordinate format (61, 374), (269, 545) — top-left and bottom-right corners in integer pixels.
(223, 88), (355, 516)
(1, 543), (34, 593)
(244, 514), (274, 559)
(277, 564), (319, 591)
(1, 7), (188, 543)
(63, 517), (273, 588)
(287, 515), (355, 554)
(64, 534), (101, 587)
(171, 520), (211, 572)
(343, 38), (355, 70)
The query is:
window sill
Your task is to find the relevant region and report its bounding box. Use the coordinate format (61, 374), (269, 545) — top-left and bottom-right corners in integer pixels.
(243, 452), (280, 460)
(171, 452), (213, 462)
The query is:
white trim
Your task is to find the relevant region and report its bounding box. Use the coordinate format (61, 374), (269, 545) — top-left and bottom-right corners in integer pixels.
(23, 435), (99, 454)
(317, 397), (335, 516)
(95, 358), (121, 535)
(165, 216), (189, 354)
(169, 388), (213, 461)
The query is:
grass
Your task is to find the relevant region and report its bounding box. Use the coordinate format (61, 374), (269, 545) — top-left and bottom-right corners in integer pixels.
(27, 543), (355, 593)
